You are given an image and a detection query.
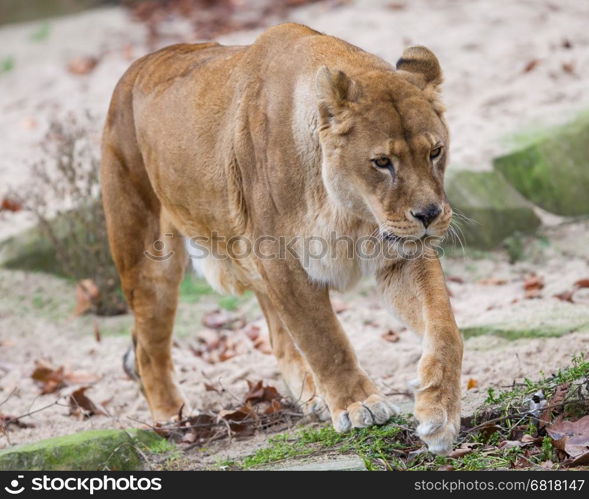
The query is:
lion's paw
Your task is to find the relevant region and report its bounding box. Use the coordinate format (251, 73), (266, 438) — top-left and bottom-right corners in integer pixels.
(415, 406), (459, 456)
(332, 394), (399, 433)
(301, 396), (331, 421)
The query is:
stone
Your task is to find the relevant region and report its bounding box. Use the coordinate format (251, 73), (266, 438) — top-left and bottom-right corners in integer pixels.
(0, 429), (169, 471)
(272, 455), (367, 471)
(494, 113), (589, 216)
(445, 169), (541, 249)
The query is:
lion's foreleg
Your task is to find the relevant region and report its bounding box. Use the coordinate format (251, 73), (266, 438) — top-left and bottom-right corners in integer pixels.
(377, 256), (463, 455)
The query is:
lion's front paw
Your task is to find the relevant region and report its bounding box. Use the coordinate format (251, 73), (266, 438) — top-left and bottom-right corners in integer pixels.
(414, 391), (460, 455)
(332, 394), (399, 433)
(301, 395), (331, 421)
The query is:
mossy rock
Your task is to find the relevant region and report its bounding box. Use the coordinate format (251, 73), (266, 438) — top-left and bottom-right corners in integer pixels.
(494, 113), (589, 215)
(0, 200), (108, 277)
(0, 429), (169, 471)
(445, 169), (541, 249)
(0, 223), (61, 275)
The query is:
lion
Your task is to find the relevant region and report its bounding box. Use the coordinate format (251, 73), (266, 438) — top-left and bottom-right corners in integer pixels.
(101, 23), (463, 455)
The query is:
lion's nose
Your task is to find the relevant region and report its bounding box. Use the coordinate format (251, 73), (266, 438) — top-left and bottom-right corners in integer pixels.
(410, 204), (442, 228)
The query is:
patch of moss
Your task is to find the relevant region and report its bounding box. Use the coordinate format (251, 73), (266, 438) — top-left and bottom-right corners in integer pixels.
(494, 112), (589, 216)
(461, 323), (584, 341)
(0, 429), (167, 471)
(235, 415), (412, 470)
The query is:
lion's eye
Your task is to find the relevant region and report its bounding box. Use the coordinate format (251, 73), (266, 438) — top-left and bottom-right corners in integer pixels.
(430, 146), (443, 160)
(372, 157), (392, 168)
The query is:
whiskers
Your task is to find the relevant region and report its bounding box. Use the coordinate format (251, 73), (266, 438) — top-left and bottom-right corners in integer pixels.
(442, 207), (478, 257)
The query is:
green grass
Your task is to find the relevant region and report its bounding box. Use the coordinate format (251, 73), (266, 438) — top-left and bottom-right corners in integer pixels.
(178, 275), (214, 303)
(0, 56), (15, 74)
(227, 416), (413, 470)
(483, 353), (589, 407)
(460, 324), (584, 341)
(30, 22), (50, 42)
(226, 355), (589, 471)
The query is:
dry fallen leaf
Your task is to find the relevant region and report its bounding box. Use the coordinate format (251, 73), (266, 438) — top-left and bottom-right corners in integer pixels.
(202, 309), (245, 330)
(466, 378), (478, 390)
(547, 415), (589, 463)
(574, 278), (589, 289)
(382, 329), (400, 343)
(67, 56), (99, 75)
(93, 321), (102, 342)
(478, 278), (508, 286)
(447, 276), (465, 284)
(244, 380), (281, 405)
(562, 62), (576, 75)
(524, 274), (544, 299)
(539, 383), (570, 428)
(554, 290), (574, 303)
(0, 414), (35, 433)
(0, 197), (22, 212)
(204, 383), (220, 393)
(31, 360), (99, 394)
(73, 279), (100, 316)
(523, 59), (541, 73)
(69, 386), (106, 419)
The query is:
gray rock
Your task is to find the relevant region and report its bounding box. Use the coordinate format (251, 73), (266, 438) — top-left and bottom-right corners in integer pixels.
(445, 169), (541, 249)
(494, 113), (589, 216)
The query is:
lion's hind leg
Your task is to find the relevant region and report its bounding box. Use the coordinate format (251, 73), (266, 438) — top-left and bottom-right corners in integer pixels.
(256, 293), (330, 420)
(101, 142), (189, 422)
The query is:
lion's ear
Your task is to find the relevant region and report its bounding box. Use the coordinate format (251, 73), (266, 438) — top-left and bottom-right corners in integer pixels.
(396, 46), (443, 89)
(315, 66), (360, 114)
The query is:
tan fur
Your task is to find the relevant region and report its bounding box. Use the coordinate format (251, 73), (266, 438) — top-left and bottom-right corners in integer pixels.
(101, 24), (463, 454)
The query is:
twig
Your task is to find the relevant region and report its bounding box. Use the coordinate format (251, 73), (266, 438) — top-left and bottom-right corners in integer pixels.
(0, 387), (17, 408)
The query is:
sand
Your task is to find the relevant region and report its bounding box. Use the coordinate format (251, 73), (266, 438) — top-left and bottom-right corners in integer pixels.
(1, 0), (589, 460)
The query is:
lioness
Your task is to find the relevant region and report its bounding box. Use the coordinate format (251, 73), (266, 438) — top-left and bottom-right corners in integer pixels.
(101, 23), (463, 454)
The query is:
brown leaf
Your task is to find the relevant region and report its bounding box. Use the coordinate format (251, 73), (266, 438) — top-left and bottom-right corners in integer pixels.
(381, 329), (400, 343)
(31, 360), (99, 394)
(73, 279), (100, 316)
(202, 310), (245, 330)
(93, 321), (102, 342)
(562, 62), (575, 74)
(554, 290), (574, 303)
(244, 380), (281, 405)
(539, 383), (570, 427)
(574, 278), (589, 289)
(523, 59), (541, 73)
(448, 447), (473, 458)
(466, 378), (478, 390)
(499, 440), (525, 449)
(264, 399), (283, 415)
(69, 387), (106, 418)
(387, 2), (406, 9)
(524, 274), (544, 291)
(67, 56), (99, 75)
(218, 404), (256, 423)
(478, 278), (507, 286)
(546, 415), (589, 459)
(0, 197), (22, 212)
(524, 274), (544, 299)
(242, 324), (260, 341)
(204, 383), (220, 393)
(447, 276), (464, 284)
(32, 361), (66, 394)
(0, 414), (35, 432)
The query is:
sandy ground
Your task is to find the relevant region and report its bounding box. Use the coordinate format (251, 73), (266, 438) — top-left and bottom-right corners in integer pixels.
(1, 0), (589, 464)
(1, 220), (589, 463)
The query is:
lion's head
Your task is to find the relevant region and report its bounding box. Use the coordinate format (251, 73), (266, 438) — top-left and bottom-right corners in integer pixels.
(315, 46), (452, 242)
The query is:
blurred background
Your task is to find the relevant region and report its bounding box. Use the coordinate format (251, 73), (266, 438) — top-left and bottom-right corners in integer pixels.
(1, 0), (589, 470)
